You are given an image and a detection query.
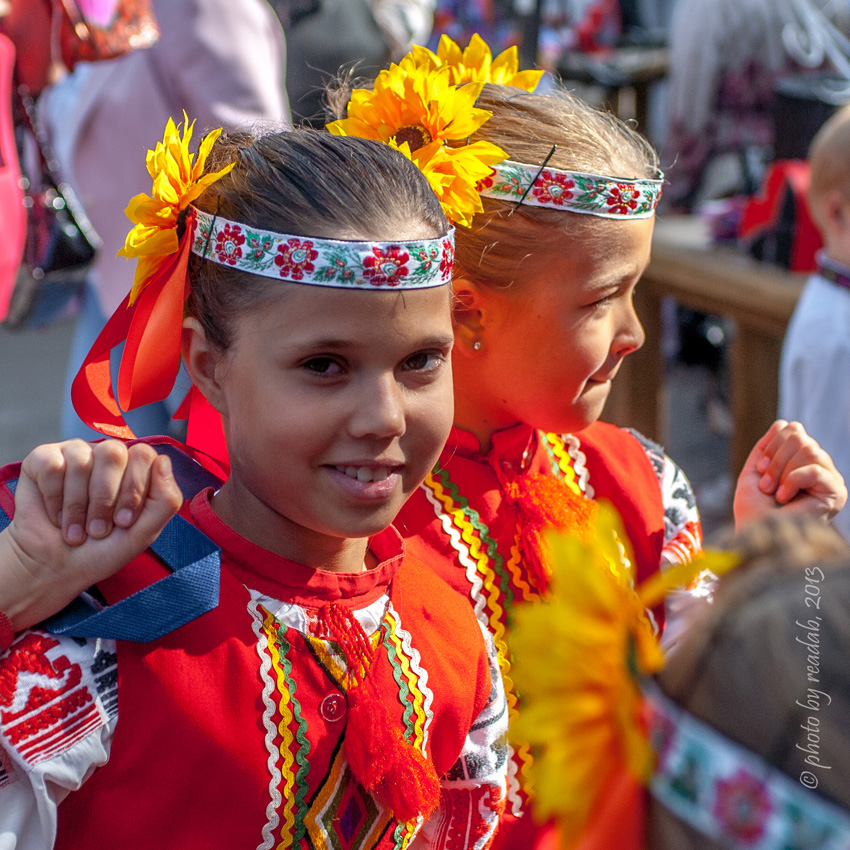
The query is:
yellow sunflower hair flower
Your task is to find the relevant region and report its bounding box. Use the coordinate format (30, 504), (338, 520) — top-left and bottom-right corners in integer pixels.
(327, 54), (506, 228)
(411, 33), (544, 91)
(118, 112), (235, 303)
(509, 505), (739, 844)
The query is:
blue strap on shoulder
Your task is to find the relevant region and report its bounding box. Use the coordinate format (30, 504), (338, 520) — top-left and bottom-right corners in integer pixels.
(0, 468), (221, 642)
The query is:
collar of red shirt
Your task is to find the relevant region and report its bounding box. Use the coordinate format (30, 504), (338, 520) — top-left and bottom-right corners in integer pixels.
(188, 488), (405, 608)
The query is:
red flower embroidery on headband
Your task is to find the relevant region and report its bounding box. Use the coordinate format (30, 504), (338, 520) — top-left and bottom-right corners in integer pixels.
(275, 238), (318, 280)
(532, 170), (575, 206)
(476, 169), (496, 191)
(606, 184), (641, 215)
(363, 246), (410, 287)
(713, 770), (772, 843)
(440, 238), (454, 278)
(215, 223), (245, 266)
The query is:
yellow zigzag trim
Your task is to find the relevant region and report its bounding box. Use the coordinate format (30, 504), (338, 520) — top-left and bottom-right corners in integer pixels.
(385, 610), (428, 752)
(544, 433), (584, 496)
(261, 608), (298, 848)
(506, 531), (539, 602)
(422, 471), (536, 790)
(423, 472), (511, 663)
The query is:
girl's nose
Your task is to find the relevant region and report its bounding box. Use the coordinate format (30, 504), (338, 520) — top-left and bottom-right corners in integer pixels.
(348, 374), (406, 439)
(615, 301), (645, 357)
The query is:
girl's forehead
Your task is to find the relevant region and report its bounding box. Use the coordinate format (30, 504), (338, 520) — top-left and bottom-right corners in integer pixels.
(498, 216), (654, 294)
(236, 283), (453, 338)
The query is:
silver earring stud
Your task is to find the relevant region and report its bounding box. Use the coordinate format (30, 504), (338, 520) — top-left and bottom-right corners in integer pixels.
(473, 341), (481, 351)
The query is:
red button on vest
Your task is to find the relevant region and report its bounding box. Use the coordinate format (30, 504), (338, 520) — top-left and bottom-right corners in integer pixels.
(320, 693), (347, 722)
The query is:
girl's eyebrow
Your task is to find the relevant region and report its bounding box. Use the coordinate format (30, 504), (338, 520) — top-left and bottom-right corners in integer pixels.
(586, 265), (643, 292)
(280, 333), (456, 350)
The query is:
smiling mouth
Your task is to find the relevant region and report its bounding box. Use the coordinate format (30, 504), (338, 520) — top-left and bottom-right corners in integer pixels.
(334, 465), (400, 483)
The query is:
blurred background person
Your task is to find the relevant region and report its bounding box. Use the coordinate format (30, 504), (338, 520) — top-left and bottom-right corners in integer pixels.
(663, 0), (850, 212)
(780, 103), (850, 541)
(276, 0), (436, 124)
(36, 0), (290, 439)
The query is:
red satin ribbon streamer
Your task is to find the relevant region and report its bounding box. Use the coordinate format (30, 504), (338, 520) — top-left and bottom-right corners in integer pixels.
(72, 233), (191, 438)
(177, 385), (231, 475)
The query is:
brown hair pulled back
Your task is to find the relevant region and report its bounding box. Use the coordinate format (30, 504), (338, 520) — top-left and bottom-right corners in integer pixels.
(186, 129), (448, 350)
(456, 85), (660, 289)
(648, 514), (850, 849)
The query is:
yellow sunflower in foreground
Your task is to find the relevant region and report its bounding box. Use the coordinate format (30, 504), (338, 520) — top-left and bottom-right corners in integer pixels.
(509, 506), (737, 843)
(412, 33), (544, 91)
(119, 113), (234, 302)
(327, 55), (505, 227)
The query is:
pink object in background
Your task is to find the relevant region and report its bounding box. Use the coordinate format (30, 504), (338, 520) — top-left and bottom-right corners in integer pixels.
(77, 0), (123, 28)
(0, 34), (26, 322)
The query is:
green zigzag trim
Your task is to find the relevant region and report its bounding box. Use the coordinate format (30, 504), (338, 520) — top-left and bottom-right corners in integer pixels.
(381, 621), (415, 742)
(391, 820), (409, 849)
(278, 628), (311, 844)
(541, 434), (563, 477)
(432, 462), (515, 611)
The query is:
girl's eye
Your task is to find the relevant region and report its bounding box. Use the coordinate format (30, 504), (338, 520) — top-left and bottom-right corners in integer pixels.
(302, 357), (343, 375)
(403, 351), (444, 372)
(589, 292), (615, 308)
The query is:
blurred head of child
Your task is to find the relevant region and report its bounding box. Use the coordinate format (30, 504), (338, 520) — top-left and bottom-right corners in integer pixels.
(647, 514), (850, 848)
(808, 103), (850, 268)
(511, 512), (850, 850)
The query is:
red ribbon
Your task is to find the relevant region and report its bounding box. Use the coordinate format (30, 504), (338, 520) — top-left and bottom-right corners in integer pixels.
(72, 233), (191, 439)
(178, 385), (230, 475)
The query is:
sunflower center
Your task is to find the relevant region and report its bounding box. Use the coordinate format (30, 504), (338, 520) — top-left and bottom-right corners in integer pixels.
(394, 125), (432, 151)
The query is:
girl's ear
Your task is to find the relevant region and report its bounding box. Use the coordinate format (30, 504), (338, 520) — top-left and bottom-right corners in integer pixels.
(820, 189), (850, 237)
(452, 277), (487, 356)
(181, 317), (227, 414)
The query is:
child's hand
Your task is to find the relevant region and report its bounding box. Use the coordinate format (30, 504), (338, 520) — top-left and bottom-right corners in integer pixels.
(0, 440), (183, 633)
(733, 420), (847, 529)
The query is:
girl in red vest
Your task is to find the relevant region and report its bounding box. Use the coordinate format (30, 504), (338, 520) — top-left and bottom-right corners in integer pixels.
(0, 122), (509, 848)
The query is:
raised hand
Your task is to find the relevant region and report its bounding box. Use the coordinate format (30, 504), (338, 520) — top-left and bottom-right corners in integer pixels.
(0, 439), (183, 632)
(733, 420), (847, 529)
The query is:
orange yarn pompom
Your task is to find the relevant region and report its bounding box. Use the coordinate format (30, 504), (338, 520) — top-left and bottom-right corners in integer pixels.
(508, 474), (599, 591)
(345, 684), (441, 822)
(320, 602), (441, 823)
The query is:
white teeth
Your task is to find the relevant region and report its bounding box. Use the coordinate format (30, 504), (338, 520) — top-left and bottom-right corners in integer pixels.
(340, 466), (393, 483)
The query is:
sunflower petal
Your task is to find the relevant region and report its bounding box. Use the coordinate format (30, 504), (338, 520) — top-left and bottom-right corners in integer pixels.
(119, 114), (233, 300)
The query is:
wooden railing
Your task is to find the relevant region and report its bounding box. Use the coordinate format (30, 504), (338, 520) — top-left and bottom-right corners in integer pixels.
(605, 216), (806, 477)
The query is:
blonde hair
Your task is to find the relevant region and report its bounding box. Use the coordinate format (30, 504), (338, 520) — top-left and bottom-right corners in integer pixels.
(649, 515), (850, 849)
(455, 85), (660, 289)
(808, 104), (850, 228)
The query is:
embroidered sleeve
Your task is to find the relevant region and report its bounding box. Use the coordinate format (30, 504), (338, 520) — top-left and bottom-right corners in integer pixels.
(411, 624), (508, 850)
(0, 632), (118, 849)
(627, 429), (703, 566)
(626, 430), (715, 650)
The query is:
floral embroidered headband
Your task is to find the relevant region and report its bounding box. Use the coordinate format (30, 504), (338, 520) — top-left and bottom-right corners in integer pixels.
(190, 208), (454, 289)
(647, 683), (850, 850)
(71, 113), (454, 444)
(478, 159), (664, 218)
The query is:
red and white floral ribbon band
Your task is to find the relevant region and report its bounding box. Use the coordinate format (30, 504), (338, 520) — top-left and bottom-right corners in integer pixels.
(478, 160), (663, 218)
(646, 683), (850, 850)
(190, 208), (455, 289)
